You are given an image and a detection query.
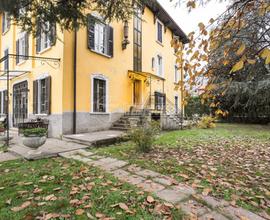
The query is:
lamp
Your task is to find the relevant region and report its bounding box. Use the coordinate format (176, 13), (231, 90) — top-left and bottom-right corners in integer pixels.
(122, 20), (130, 49)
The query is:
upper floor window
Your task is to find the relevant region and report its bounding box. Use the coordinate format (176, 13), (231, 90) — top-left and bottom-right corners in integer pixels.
(2, 12), (10, 34)
(87, 14), (114, 57)
(174, 65), (179, 83)
(16, 32), (29, 64)
(36, 21), (56, 53)
(33, 76), (51, 115)
(157, 20), (163, 44)
(4, 48), (9, 70)
(156, 55), (163, 76)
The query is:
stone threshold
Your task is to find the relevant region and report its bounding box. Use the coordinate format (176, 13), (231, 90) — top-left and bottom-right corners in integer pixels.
(59, 149), (269, 220)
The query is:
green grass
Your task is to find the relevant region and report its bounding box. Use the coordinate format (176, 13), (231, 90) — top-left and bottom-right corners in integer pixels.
(95, 123), (270, 215)
(0, 158), (184, 220)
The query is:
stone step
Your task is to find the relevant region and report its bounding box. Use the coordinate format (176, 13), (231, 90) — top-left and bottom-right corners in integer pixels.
(110, 126), (129, 131)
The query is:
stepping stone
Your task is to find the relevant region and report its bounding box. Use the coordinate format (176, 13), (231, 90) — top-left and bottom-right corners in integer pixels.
(59, 150), (79, 158)
(179, 200), (210, 217)
(135, 169), (161, 178)
(101, 160), (128, 171)
(153, 175), (177, 186)
(199, 211), (229, 220)
(126, 175), (146, 185)
(172, 184), (196, 195)
(138, 180), (165, 193)
(221, 206), (266, 220)
(98, 157), (119, 164)
(199, 195), (229, 209)
(75, 150), (95, 157)
(126, 165), (142, 173)
(155, 189), (189, 204)
(110, 169), (130, 181)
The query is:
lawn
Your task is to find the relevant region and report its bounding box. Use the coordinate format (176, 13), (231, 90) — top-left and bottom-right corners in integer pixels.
(95, 123), (270, 215)
(0, 158), (184, 220)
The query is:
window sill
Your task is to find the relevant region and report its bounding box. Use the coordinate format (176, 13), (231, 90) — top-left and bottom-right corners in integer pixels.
(17, 60), (26, 66)
(37, 46), (52, 55)
(156, 40), (164, 47)
(90, 49), (112, 58)
(90, 112), (110, 115)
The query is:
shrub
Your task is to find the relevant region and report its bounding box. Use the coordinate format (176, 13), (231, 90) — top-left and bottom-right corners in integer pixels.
(197, 115), (216, 129)
(128, 121), (160, 153)
(23, 128), (47, 137)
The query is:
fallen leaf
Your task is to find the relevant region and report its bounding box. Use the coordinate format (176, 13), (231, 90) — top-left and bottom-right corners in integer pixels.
(202, 188), (212, 196)
(11, 201), (31, 212)
(75, 209), (85, 215)
(147, 196), (155, 203)
(119, 203), (129, 211)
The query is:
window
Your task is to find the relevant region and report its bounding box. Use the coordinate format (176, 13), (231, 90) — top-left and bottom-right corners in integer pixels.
(156, 55), (163, 76)
(174, 65), (179, 83)
(16, 32), (29, 64)
(175, 96), (179, 114)
(155, 92), (166, 111)
(93, 78), (107, 113)
(88, 15), (114, 57)
(133, 7), (142, 71)
(4, 48), (8, 70)
(2, 12), (10, 34)
(0, 90), (8, 116)
(33, 77), (51, 115)
(36, 22), (56, 53)
(157, 20), (163, 43)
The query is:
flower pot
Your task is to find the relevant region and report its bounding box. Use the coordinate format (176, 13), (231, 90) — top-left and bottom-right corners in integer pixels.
(22, 136), (47, 149)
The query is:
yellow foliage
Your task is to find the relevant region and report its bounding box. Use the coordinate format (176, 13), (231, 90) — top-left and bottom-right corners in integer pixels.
(198, 116), (216, 129)
(236, 44), (246, 56)
(247, 59), (256, 65)
(187, 0), (196, 9)
(198, 22), (205, 31)
(260, 48), (270, 65)
(230, 60), (244, 73)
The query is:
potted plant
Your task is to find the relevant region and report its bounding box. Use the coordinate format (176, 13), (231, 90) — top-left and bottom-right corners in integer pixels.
(22, 128), (47, 149)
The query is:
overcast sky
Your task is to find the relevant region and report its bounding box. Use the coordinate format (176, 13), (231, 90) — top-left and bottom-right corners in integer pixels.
(158, 0), (228, 34)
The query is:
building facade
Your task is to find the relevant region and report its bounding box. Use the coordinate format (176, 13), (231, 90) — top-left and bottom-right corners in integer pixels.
(0, 1), (188, 138)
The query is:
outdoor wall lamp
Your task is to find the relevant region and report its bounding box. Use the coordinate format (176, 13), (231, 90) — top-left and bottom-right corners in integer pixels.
(122, 20), (130, 50)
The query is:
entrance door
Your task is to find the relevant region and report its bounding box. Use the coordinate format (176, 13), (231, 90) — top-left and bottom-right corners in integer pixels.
(13, 81), (28, 127)
(133, 80), (142, 108)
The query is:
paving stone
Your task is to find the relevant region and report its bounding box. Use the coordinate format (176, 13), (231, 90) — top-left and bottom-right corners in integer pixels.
(76, 157), (93, 163)
(155, 189), (189, 204)
(173, 184), (196, 195)
(90, 155), (104, 160)
(0, 152), (20, 162)
(59, 150), (79, 158)
(153, 175), (177, 186)
(98, 157), (119, 164)
(75, 149), (95, 157)
(221, 206), (266, 220)
(199, 211), (229, 220)
(200, 196), (229, 209)
(126, 164), (142, 173)
(101, 160), (128, 171)
(179, 200), (210, 217)
(135, 169), (161, 178)
(137, 180), (165, 193)
(110, 169), (131, 181)
(126, 175), (145, 185)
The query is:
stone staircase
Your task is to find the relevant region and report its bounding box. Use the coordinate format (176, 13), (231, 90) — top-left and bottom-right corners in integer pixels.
(111, 111), (146, 131)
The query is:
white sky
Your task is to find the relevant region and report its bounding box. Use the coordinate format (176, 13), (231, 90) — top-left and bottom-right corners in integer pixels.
(158, 0), (228, 35)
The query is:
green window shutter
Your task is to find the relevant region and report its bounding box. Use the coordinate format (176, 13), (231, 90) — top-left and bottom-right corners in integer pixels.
(36, 22), (41, 53)
(50, 23), (57, 46)
(16, 40), (20, 64)
(87, 14), (95, 50)
(108, 25), (114, 57)
(25, 33), (29, 60)
(45, 76), (51, 115)
(33, 80), (38, 114)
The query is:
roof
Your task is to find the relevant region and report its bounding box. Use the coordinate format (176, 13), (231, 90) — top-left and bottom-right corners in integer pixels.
(145, 0), (189, 44)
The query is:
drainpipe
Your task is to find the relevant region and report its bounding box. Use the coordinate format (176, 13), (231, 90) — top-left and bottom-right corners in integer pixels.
(73, 29), (77, 134)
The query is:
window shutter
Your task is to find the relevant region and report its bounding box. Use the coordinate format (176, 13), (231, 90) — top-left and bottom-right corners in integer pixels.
(3, 90), (8, 114)
(45, 76), (51, 115)
(154, 92), (158, 110)
(25, 33), (29, 60)
(108, 25), (114, 57)
(50, 23), (57, 46)
(16, 40), (20, 64)
(33, 80), (38, 114)
(87, 14), (95, 50)
(2, 13), (5, 34)
(36, 22), (41, 53)
(7, 13), (10, 29)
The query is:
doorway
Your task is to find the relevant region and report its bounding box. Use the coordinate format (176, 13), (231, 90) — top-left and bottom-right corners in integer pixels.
(133, 80), (142, 109)
(13, 81), (28, 127)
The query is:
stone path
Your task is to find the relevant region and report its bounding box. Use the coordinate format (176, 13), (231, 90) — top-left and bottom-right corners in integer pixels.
(59, 149), (269, 220)
(0, 152), (20, 162)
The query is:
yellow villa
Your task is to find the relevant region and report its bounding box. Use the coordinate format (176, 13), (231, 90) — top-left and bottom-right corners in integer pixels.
(0, 1), (189, 137)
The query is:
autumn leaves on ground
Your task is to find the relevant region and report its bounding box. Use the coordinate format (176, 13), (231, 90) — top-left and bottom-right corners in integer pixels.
(0, 158), (183, 220)
(96, 124), (270, 215)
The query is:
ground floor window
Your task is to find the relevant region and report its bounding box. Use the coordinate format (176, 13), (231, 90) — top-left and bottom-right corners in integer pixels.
(175, 96), (179, 113)
(93, 78), (107, 113)
(33, 76), (51, 115)
(155, 92), (166, 111)
(0, 90), (8, 116)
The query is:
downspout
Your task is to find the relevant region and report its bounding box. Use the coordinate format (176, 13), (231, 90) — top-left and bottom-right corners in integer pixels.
(73, 29), (77, 134)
